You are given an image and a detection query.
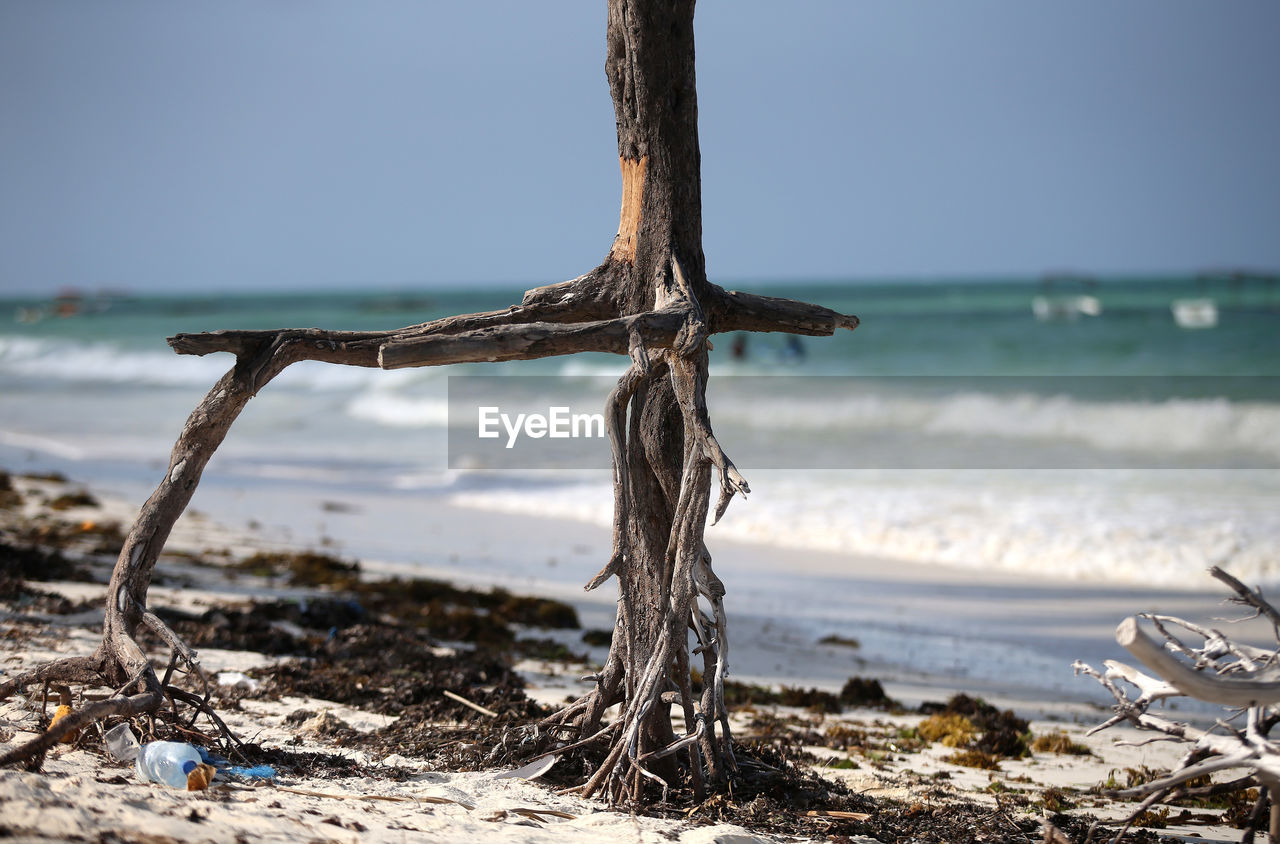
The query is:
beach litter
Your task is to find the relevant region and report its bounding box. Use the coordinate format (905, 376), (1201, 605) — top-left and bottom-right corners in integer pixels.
(495, 753), (559, 781)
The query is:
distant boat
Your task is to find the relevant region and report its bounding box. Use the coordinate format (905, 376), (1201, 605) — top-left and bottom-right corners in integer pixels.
(1171, 298), (1218, 329)
(1032, 294), (1102, 321)
(1032, 273), (1102, 321)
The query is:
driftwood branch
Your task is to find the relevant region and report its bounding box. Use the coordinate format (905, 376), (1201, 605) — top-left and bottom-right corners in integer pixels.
(378, 310), (688, 370)
(0, 657), (104, 702)
(0, 690), (163, 769)
(1117, 616), (1280, 706)
(1077, 568), (1280, 842)
(168, 277), (857, 373)
(168, 271), (618, 363)
(585, 335), (655, 593)
(1212, 566), (1280, 632)
(707, 287), (860, 335)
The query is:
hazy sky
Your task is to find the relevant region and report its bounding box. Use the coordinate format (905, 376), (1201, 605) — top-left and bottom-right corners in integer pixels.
(2, 2), (1278, 296)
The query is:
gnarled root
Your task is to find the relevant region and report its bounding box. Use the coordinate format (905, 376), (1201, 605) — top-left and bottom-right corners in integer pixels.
(0, 343), (292, 772)
(552, 259), (749, 804)
(0, 630), (234, 771)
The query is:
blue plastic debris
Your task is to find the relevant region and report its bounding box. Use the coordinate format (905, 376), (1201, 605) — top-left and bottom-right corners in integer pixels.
(194, 746), (275, 780)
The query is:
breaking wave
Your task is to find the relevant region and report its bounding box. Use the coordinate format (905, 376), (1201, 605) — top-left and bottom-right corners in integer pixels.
(448, 470), (1280, 588)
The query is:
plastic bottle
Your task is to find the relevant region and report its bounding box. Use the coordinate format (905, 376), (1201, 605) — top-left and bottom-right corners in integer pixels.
(104, 723), (140, 762)
(135, 741), (203, 789)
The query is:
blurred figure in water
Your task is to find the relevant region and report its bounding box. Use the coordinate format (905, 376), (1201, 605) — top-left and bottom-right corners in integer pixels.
(781, 334), (805, 364)
(730, 333), (748, 361)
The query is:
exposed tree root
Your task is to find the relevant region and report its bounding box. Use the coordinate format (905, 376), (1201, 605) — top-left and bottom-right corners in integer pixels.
(0, 609), (251, 771)
(547, 259), (759, 803)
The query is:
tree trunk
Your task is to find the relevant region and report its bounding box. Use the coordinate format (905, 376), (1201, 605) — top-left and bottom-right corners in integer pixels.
(606, 0), (706, 309)
(566, 0), (726, 800)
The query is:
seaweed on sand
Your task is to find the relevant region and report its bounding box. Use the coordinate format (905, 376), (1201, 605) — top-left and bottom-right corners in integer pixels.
(920, 693), (1031, 763)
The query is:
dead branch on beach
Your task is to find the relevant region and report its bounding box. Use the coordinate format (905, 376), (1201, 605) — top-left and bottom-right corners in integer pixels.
(0, 0), (858, 807)
(1074, 566), (1280, 844)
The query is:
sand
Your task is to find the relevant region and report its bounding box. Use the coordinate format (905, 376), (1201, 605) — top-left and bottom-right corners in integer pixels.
(0, 473), (1263, 843)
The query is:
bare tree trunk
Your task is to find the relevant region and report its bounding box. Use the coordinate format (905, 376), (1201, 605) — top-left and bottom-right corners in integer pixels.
(0, 0), (858, 803)
(583, 0), (719, 798)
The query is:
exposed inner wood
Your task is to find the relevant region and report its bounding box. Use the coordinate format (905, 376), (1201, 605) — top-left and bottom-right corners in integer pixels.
(609, 156), (647, 264)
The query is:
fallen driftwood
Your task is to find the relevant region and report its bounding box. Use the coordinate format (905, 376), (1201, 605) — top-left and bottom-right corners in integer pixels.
(1074, 566), (1280, 843)
(443, 690), (499, 719)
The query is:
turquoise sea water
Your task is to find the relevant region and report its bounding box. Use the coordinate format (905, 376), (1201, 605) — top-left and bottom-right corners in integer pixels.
(1, 276), (1278, 588)
(4, 275), (1279, 376)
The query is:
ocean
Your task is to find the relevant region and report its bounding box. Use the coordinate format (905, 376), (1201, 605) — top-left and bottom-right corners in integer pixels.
(2, 276), (1279, 590)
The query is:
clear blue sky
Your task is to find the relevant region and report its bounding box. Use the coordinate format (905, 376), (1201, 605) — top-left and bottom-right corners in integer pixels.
(2, 1), (1278, 296)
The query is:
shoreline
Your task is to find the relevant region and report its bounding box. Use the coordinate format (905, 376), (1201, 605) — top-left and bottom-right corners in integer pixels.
(4, 449), (1269, 719)
(136, 470), (1280, 716)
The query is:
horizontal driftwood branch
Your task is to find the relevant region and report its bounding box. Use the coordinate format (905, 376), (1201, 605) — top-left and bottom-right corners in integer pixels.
(170, 327), (388, 364)
(708, 289), (859, 336)
(1116, 616), (1280, 706)
(167, 280), (858, 372)
(0, 690), (163, 769)
(168, 304), (569, 369)
(167, 273), (619, 365)
(378, 310), (687, 369)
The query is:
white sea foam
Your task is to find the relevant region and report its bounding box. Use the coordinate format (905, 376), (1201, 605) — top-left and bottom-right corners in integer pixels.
(0, 336), (226, 387)
(0, 335), (406, 392)
(335, 372), (1280, 464)
(0, 429), (88, 461)
(448, 470), (1280, 589)
(6, 327), (1277, 587)
(920, 393), (1280, 458)
(708, 390), (1280, 460)
(554, 359), (630, 379)
(345, 390), (450, 428)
